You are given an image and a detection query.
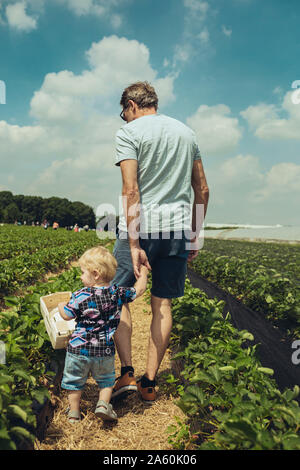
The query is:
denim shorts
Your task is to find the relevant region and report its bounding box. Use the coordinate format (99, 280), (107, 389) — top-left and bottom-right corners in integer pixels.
(61, 352), (116, 391)
(112, 231), (189, 298)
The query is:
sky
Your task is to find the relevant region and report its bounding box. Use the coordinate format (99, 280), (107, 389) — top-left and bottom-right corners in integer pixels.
(0, 0), (300, 226)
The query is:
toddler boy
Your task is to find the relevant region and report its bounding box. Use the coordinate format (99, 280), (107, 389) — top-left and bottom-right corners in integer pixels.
(58, 245), (148, 423)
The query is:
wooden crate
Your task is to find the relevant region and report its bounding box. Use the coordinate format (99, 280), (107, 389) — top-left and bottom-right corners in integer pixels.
(40, 292), (76, 349)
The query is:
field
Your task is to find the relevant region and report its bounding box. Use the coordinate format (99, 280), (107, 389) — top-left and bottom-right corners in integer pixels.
(190, 238), (300, 337)
(1, 225), (300, 450)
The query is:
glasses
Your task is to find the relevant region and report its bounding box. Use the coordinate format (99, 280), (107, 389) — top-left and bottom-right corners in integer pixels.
(120, 106), (128, 121)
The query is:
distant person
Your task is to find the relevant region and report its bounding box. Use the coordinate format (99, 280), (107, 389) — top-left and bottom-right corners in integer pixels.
(111, 81), (209, 403)
(83, 225), (89, 232)
(53, 221), (59, 230)
(57, 246), (148, 423)
(74, 224), (79, 232)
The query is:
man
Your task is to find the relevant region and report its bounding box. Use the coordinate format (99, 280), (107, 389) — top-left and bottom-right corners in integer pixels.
(111, 81), (209, 403)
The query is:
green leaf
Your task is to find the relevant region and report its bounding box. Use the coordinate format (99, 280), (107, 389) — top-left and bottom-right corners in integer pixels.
(3, 296), (20, 307)
(10, 426), (34, 441)
(8, 405), (27, 422)
(265, 295), (274, 304)
(257, 367), (274, 376)
(241, 331), (254, 341)
(219, 366), (235, 372)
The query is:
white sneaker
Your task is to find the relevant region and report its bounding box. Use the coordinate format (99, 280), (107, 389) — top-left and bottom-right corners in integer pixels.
(95, 400), (118, 421)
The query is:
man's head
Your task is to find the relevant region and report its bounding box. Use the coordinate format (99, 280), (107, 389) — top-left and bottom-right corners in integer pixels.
(120, 81), (158, 122)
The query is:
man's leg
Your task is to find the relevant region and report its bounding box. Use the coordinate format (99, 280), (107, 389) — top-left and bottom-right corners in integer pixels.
(112, 300), (137, 399)
(114, 303), (133, 367)
(145, 295), (172, 381)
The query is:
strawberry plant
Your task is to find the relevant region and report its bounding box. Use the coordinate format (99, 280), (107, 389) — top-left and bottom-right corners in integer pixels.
(167, 279), (300, 450)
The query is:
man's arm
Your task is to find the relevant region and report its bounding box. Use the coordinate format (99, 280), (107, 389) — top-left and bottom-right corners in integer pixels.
(119, 159), (151, 278)
(189, 159), (209, 261)
(120, 159), (140, 247)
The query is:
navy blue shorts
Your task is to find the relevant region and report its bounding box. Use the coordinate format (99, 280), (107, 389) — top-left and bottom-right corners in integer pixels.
(112, 231), (189, 299)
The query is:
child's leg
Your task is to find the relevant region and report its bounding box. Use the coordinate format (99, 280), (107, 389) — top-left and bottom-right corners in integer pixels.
(68, 390), (82, 412)
(61, 352), (90, 412)
(91, 355), (116, 404)
(98, 386), (113, 404)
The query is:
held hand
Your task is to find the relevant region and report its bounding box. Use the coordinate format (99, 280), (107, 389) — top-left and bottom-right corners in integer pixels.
(130, 247), (151, 279)
(187, 236), (200, 262)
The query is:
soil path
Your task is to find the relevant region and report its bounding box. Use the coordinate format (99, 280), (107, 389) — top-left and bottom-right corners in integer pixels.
(36, 293), (186, 451)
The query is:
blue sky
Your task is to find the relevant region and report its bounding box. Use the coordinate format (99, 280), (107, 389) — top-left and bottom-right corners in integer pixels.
(0, 0), (299, 225)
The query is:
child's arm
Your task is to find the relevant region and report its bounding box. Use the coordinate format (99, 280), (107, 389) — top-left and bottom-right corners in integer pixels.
(58, 301), (73, 321)
(133, 264), (148, 298)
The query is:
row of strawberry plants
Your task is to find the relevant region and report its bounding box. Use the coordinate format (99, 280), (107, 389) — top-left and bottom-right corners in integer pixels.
(0, 234), (100, 298)
(0, 239), (114, 450)
(0, 225), (96, 261)
(1, 267), (100, 449)
(166, 279), (300, 450)
(190, 250), (300, 337)
(201, 238), (300, 283)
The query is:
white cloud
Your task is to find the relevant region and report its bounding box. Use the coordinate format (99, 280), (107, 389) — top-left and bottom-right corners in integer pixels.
(273, 86), (283, 95)
(253, 163), (300, 201)
(198, 27), (209, 44)
(205, 153), (264, 207)
(220, 154), (263, 183)
(241, 91), (300, 140)
(240, 103), (278, 130)
(0, 36), (175, 207)
(6, 1), (37, 32)
(30, 35), (175, 125)
(172, 0), (211, 68)
(54, 0), (125, 28)
(187, 104), (243, 155)
(1, 0), (126, 31)
(184, 0), (209, 18)
(222, 25), (232, 37)
(205, 155), (300, 224)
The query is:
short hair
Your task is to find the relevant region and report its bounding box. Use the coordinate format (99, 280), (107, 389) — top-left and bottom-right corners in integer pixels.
(120, 81), (158, 111)
(79, 246), (117, 283)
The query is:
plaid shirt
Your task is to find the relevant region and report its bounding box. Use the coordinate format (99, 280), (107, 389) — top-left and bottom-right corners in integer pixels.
(64, 284), (136, 357)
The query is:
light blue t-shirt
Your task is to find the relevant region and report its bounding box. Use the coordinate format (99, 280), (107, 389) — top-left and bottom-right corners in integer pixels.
(115, 113), (202, 234)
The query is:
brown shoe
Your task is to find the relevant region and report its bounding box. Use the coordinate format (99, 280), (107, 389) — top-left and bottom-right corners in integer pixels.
(137, 379), (157, 404)
(111, 371), (137, 399)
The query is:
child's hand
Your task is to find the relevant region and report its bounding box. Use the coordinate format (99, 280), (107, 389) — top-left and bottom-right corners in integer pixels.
(58, 301), (70, 321)
(140, 264), (149, 276)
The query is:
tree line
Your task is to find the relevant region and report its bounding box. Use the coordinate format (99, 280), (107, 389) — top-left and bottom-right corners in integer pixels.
(0, 191), (96, 228)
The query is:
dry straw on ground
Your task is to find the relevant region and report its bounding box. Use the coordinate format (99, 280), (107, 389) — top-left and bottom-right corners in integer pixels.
(36, 294), (186, 451)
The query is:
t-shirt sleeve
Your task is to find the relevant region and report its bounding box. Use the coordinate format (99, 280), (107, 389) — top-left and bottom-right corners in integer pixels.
(193, 140), (202, 161)
(118, 286), (137, 305)
(115, 127), (138, 166)
(63, 292), (79, 319)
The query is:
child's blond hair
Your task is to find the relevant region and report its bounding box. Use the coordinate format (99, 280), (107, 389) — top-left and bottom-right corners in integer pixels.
(79, 246), (117, 282)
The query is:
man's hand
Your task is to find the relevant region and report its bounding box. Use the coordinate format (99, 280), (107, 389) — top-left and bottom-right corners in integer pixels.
(187, 236), (200, 262)
(130, 246), (151, 279)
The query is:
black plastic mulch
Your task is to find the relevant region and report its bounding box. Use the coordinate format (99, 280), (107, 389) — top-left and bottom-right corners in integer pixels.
(187, 268), (300, 399)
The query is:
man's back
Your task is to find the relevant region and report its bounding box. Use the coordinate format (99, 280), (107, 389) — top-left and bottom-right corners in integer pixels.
(116, 113), (201, 233)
